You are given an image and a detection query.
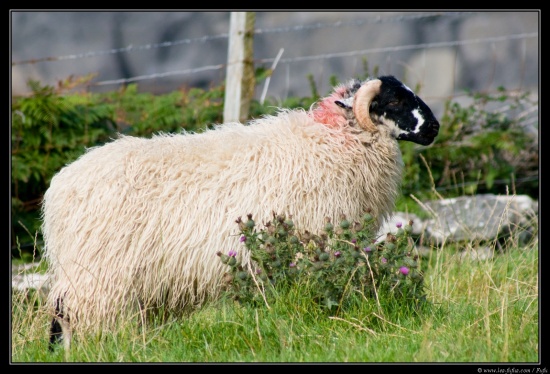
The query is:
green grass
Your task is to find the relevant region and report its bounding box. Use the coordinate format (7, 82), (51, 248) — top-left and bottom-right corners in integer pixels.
(11, 223), (538, 363)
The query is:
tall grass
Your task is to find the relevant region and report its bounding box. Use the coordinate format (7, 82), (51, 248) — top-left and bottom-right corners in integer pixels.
(11, 199), (538, 363)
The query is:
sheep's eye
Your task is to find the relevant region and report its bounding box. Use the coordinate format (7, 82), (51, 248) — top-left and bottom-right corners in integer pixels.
(388, 100), (400, 107)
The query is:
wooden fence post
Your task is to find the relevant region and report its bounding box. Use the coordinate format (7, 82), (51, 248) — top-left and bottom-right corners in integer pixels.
(223, 12), (256, 123)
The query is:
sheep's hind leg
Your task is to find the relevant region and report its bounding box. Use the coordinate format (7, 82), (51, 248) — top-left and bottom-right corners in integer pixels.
(48, 317), (62, 351)
(48, 297), (72, 356)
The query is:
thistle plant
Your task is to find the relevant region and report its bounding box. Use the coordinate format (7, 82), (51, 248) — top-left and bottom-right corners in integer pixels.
(217, 211), (426, 311)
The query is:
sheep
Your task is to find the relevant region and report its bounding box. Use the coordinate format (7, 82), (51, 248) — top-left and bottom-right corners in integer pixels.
(42, 75), (440, 352)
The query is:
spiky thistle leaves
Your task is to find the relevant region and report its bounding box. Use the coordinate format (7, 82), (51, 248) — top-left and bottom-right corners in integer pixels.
(220, 212), (426, 311)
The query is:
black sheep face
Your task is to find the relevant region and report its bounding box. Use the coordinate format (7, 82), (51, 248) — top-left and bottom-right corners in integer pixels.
(370, 75), (440, 146)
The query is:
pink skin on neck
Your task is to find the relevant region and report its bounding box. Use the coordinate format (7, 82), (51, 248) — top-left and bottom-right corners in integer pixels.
(309, 86), (350, 129)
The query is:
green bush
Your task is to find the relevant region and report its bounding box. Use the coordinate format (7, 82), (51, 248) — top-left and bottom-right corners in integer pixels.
(11, 78), (116, 254)
(99, 83), (225, 136)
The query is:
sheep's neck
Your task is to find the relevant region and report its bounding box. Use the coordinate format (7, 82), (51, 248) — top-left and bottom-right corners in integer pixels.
(310, 99), (349, 129)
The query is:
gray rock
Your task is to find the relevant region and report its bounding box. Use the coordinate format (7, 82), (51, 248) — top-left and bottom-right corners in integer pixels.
(377, 212), (423, 241)
(421, 194), (536, 244)
(12, 270), (50, 293)
(457, 246), (495, 262)
(376, 194), (537, 260)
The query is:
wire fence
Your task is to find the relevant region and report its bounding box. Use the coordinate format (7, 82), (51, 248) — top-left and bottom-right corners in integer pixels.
(11, 12), (539, 121)
(12, 12), (467, 66)
(12, 12), (539, 95)
(13, 32), (536, 91)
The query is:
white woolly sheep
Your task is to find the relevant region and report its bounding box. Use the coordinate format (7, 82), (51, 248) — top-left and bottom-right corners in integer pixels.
(42, 75), (439, 352)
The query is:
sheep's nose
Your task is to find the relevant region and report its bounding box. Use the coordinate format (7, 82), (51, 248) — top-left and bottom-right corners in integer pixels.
(426, 121), (440, 137)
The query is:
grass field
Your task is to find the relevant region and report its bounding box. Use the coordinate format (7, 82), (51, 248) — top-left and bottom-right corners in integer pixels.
(11, 217), (538, 363)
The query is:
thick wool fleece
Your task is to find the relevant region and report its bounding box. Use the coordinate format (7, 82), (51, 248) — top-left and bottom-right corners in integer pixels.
(42, 106), (403, 334)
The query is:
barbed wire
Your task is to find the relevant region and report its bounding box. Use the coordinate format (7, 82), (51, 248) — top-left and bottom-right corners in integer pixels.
(12, 34), (229, 66)
(89, 32), (537, 87)
(258, 32), (537, 64)
(94, 64), (225, 86)
(253, 11), (471, 35)
(11, 12), (472, 66)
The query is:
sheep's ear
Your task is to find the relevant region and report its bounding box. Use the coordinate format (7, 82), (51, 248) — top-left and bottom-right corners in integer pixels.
(335, 97), (353, 109)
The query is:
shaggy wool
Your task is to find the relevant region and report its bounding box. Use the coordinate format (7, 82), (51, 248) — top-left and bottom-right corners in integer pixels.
(42, 86), (403, 334)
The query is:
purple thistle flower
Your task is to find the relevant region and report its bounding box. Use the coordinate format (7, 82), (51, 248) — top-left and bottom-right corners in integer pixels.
(351, 238), (357, 244)
(256, 268), (262, 274)
(396, 222), (403, 228)
(363, 247), (372, 252)
(239, 235), (246, 243)
(228, 250), (237, 257)
(381, 257), (388, 264)
(289, 262), (296, 268)
(399, 266), (409, 275)
(334, 251), (342, 258)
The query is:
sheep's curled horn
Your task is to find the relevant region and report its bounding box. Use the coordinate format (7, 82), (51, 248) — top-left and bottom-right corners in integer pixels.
(353, 79), (382, 133)
(335, 79), (382, 133)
